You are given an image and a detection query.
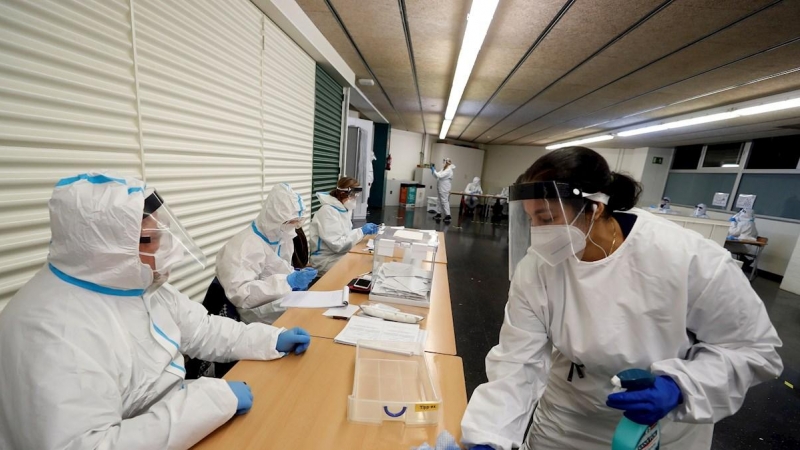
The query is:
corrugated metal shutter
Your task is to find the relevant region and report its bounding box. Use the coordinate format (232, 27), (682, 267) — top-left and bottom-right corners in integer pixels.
(0, 0), (317, 309)
(311, 66), (343, 213)
(0, 0), (143, 311)
(133, 0), (266, 301)
(262, 16), (315, 228)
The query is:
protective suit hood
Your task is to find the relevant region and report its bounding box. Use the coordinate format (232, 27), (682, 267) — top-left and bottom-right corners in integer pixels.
(47, 172), (152, 291)
(317, 191), (349, 212)
(255, 183), (305, 237)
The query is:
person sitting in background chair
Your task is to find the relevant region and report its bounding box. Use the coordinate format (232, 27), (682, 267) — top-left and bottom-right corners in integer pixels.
(309, 177), (378, 274)
(216, 183), (317, 325)
(464, 176), (483, 215)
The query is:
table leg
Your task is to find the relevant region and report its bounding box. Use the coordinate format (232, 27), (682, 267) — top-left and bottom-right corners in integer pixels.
(749, 246), (762, 282)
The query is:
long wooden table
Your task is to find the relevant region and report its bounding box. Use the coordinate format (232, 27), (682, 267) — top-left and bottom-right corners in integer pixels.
(349, 231), (448, 264)
(274, 252), (456, 356)
(191, 338), (467, 449)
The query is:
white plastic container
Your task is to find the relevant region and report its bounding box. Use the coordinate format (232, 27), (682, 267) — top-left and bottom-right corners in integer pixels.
(347, 341), (442, 425)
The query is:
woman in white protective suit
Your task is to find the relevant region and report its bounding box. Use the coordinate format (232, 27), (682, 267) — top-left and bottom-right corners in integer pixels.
(0, 173), (312, 450)
(309, 176), (379, 274)
(465, 176), (483, 212)
(431, 157), (456, 223)
(461, 147), (782, 450)
(216, 183), (317, 324)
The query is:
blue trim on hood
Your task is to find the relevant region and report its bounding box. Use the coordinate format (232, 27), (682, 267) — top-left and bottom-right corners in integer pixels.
(48, 263), (145, 297)
(56, 173), (129, 188)
(251, 221), (279, 245)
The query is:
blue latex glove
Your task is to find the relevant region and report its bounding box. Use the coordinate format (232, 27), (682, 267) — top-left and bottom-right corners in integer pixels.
(606, 375), (683, 425)
(412, 430), (462, 450)
(430, 166), (436, 175)
(226, 381), (253, 415)
(287, 268), (317, 291)
(276, 327), (311, 354)
(361, 223), (379, 235)
(471, 446), (495, 450)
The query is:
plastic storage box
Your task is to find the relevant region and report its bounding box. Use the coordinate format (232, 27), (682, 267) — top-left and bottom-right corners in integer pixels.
(347, 341), (441, 425)
(369, 228), (437, 307)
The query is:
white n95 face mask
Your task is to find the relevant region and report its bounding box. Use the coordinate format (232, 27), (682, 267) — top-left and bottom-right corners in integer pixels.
(528, 205), (590, 266)
(529, 225), (587, 266)
(344, 198), (357, 210)
(139, 233), (185, 286)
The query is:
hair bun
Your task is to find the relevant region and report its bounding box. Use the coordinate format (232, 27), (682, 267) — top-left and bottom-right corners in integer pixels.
(606, 172), (641, 211)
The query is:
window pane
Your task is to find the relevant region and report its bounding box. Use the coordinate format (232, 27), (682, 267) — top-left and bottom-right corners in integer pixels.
(747, 135), (800, 169)
(736, 174), (800, 220)
(663, 173), (737, 207)
(703, 142), (743, 167)
(671, 145), (702, 169)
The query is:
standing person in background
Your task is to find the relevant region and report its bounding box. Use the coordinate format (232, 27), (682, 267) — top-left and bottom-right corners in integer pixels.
(0, 173), (312, 450)
(431, 157), (456, 223)
(461, 147), (782, 450)
(309, 177), (379, 274)
(465, 176), (483, 214)
(216, 183), (317, 325)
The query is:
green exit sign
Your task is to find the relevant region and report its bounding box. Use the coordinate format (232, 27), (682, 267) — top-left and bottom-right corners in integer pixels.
(652, 157), (664, 164)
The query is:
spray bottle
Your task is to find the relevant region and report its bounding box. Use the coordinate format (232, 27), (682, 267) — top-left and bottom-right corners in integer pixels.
(610, 369), (661, 450)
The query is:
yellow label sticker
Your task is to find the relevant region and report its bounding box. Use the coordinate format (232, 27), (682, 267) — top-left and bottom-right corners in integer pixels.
(415, 403), (440, 413)
(785, 381), (794, 389)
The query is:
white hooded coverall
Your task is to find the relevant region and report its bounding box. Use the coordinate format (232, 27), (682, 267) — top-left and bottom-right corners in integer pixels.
(216, 183), (305, 324)
(308, 192), (365, 274)
(461, 209), (782, 450)
(0, 174), (285, 450)
(465, 176), (483, 209)
(433, 164), (455, 216)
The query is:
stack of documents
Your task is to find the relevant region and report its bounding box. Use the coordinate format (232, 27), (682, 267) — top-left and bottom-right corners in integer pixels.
(334, 315), (427, 347)
(370, 262), (431, 303)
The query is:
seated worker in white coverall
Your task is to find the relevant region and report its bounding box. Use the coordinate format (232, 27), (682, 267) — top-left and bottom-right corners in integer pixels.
(462, 147), (782, 450)
(431, 157), (456, 222)
(309, 176), (379, 274)
(216, 183), (317, 324)
(465, 176), (483, 213)
(0, 173), (312, 450)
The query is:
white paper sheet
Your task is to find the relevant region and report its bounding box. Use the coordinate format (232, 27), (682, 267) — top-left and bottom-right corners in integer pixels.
(333, 315), (426, 346)
(279, 289), (348, 308)
(323, 304), (360, 319)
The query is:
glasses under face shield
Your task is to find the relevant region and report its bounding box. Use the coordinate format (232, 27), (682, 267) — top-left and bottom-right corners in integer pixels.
(508, 181), (601, 275)
(139, 190), (207, 278)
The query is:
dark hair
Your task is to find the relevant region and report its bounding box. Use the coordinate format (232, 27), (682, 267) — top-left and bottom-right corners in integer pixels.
(329, 176), (360, 201)
(518, 146), (642, 215)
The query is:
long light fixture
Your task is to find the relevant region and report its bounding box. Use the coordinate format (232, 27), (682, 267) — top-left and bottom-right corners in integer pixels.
(439, 0), (500, 140)
(543, 95), (800, 148)
(617, 96), (800, 137)
(545, 134), (614, 150)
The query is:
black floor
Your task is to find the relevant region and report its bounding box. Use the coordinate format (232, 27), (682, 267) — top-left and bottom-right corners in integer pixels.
(365, 206), (800, 449)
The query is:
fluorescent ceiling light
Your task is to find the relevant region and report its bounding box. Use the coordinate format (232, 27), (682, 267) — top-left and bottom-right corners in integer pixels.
(721, 164), (740, 168)
(737, 97), (800, 115)
(439, 119), (453, 140)
(545, 134), (614, 150)
(438, 0), (499, 139)
(617, 97), (800, 137)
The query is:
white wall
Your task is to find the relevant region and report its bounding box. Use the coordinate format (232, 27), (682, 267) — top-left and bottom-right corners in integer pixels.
(782, 237), (800, 294)
(638, 147), (674, 207)
(431, 143), (485, 193)
(388, 129), (424, 181)
(481, 145), (548, 193)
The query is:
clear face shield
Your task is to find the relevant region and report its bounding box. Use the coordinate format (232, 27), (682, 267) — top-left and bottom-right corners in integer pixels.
(338, 186), (363, 210)
(508, 181), (608, 277)
(139, 190), (207, 286)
